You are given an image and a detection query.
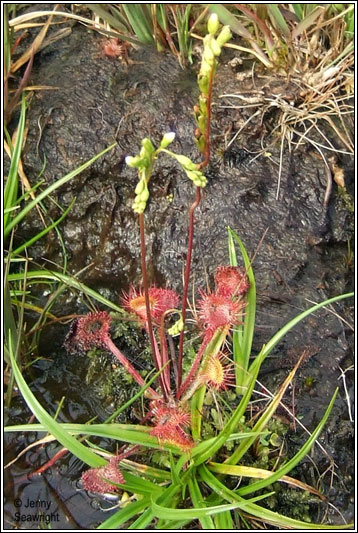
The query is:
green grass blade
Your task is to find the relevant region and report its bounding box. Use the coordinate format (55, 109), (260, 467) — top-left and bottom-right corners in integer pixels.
(188, 475), (215, 529)
(292, 4), (303, 20)
(7, 269), (124, 312)
(228, 227), (243, 344)
(208, 4), (252, 40)
(214, 510), (234, 529)
(12, 198), (75, 255)
(129, 483), (181, 530)
(4, 281), (18, 364)
(120, 471), (164, 495)
(4, 94), (26, 231)
(104, 366), (168, 424)
(4, 422), (191, 455)
(237, 388), (339, 496)
(193, 349), (265, 465)
(267, 4), (290, 37)
(191, 384), (206, 441)
(121, 4), (154, 44)
(7, 334), (106, 468)
(151, 497), (241, 520)
(97, 496), (151, 530)
(4, 142), (117, 238)
(209, 389), (339, 497)
(292, 6), (325, 39)
(228, 228), (256, 393)
(199, 465), (353, 529)
(85, 4), (143, 46)
(86, 3), (129, 32)
(121, 461), (170, 482)
(226, 357), (302, 465)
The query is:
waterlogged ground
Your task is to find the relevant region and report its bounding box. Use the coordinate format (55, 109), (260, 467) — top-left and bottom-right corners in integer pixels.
(5, 16), (354, 529)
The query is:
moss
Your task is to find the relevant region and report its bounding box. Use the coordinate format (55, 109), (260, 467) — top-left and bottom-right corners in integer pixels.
(84, 312), (154, 423)
(337, 186), (354, 214)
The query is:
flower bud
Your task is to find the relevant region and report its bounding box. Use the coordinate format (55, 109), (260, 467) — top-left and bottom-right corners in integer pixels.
(216, 25), (232, 47)
(125, 155), (142, 168)
(197, 115), (206, 132)
(200, 58), (212, 76)
(210, 37), (222, 56)
(168, 317), (184, 336)
(195, 136), (206, 153)
(203, 45), (215, 66)
(135, 179), (145, 195)
(198, 74), (209, 94)
(199, 95), (207, 114)
(139, 188), (149, 202)
(174, 154), (197, 170)
(208, 13), (220, 35)
(186, 170), (207, 187)
(133, 199), (146, 214)
(160, 132), (175, 148)
(141, 138), (155, 154)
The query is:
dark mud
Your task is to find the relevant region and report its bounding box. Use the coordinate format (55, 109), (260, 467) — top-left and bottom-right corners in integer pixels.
(5, 20), (354, 529)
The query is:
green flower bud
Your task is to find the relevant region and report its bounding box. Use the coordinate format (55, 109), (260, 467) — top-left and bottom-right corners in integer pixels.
(210, 37), (222, 56)
(160, 131), (176, 148)
(135, 179), (145, 195)
(133, 198), (146, 214)
(195, 136), (206, 153)
(208, 13), (220, 35)
(139, 188), (149, 202)
(174, 154), (198, 171)
(198, 74), (209, 94)
(216, 25), (232, 47)
(125, 155), (143, 168)
(203, 34), (212, 47)
(203, 45), (215, 66)
(197, 115), (206, 132)
(199, 95), (207, 114)
(168, 316), (184, 336)
(200, 58), (212, 77)
(141, 138), (155, 155)
(186, 170), (207, 187)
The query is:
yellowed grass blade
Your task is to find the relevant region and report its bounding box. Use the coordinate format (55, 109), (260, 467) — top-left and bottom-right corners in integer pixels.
(209, 463), (327, 501)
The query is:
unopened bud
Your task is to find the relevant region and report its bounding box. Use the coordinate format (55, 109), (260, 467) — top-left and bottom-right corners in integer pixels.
(216, 25), (232, 47)
(125, 155), (142, 168)
(186, 170), (207, 187)
(135, 179), (145, 195)
(203, 46), (215, 66)
(200, 58), (212, 76)
(139, 188), (149, 202)
(168, 317), (184, 336)
(198, 74), (209, 94)
(141, 138), (155, 154)
(175, 154), (197, 170)
(208, 13), (220, 35)
(160, 132), (176, 148)
(210, 37), (222, 56)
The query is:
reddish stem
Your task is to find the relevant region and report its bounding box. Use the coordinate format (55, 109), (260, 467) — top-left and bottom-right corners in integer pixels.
(28, 447), (69, 478)
(177, 186), (201, 388)
(139, 213), (168, 400)
(105, 337), (160, 399)
(159, 314), (171, 393)
(177, 330), (212, 399)
(177, 68), (214, 388)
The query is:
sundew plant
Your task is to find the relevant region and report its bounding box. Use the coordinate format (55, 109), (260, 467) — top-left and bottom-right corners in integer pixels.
(6, 14), (354, 530)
